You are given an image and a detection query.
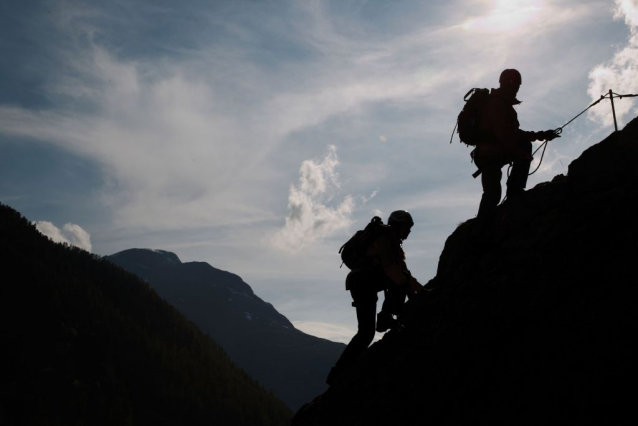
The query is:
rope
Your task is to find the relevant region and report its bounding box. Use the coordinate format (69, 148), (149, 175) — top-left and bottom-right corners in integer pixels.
(526, 91), (636, 176)
(528, 140), (548, 176)
(554, 91), (637, 132)
(449, 122), (458, 144)
(506, 138), (549, 177)
(613, 92), (638, 99)
(556, 97), (603, 132)
(471, 91), (638, 178)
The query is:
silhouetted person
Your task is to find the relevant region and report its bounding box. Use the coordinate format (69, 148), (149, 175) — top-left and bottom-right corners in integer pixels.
(474, 69), (559, 221)
(326, 210), (423, 386)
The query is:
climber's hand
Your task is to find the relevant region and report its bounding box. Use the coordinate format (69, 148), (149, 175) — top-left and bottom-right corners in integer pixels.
(541, 130), (561, 141)
(409, 276), (423, 294)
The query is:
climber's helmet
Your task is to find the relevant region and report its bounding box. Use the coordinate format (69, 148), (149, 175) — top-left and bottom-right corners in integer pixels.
(388, 210), (414, 227)
(499, 69), (522, 86)
(388, 210), (414, 240)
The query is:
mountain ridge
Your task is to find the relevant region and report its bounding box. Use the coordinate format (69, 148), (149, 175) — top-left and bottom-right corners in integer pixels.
(0, 204), (292, 426)
(107, 247), (344, 411)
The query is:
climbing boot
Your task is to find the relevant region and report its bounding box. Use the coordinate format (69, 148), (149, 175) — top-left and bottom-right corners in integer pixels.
(376, 312), (398, 333)
(505, 188), (526, 203)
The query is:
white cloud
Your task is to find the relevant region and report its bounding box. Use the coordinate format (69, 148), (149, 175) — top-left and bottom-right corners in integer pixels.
(588, 0), (638, 127)
(0, 0), (604, 235)
(462, 0), (544, 34)
(0, 43), (283, 230)
(272, 145), (354, 251)
(35, 221), (92, 252)
(616, 0), (638, 27)
(360, 190), (378, 204)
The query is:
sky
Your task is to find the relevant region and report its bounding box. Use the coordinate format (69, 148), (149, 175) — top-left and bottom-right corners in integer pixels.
(1, 0), (637, 343)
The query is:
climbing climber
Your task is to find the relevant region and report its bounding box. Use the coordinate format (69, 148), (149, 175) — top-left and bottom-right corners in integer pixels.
(326, 211), (424, 386)
(472, 69), (560, 221)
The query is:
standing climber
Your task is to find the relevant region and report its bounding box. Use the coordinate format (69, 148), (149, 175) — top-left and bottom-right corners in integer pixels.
(474, 69), (560, 220)
(326, 210), (424, 386)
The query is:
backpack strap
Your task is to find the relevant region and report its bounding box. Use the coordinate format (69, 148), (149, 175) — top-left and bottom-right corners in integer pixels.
(464, 88), (477, 101)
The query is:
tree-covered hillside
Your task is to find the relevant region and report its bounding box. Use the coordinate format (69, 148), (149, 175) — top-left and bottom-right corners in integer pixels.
(0, 203), (292, 426)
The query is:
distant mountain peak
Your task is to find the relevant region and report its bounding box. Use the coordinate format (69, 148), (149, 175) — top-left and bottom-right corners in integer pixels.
(106, 247), (345, 411)
(0, 204), (292, 425)
(109, 248), (182, 266)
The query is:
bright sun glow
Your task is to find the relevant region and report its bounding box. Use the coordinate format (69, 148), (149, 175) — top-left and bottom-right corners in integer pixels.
(463, 0), (544, 33)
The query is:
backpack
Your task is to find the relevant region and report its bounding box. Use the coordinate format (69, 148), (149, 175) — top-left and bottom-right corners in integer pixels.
(452, 88), (491, 146)
(339, 216), (387, 270)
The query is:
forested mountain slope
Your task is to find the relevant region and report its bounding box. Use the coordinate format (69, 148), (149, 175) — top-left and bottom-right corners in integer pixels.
(107, 248), (345, 411)
(0, 204), (291, 426)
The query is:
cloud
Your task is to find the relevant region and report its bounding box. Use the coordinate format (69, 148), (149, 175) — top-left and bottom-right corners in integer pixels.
(0, 0), (604, 235)
(461, 0), (543, 34)
(360, 190), (378, 204)
(588, 0), (638, 127)
(35, 221), (92, 252)
(272, 145), (354, 251)
(616, 0), (638, 27)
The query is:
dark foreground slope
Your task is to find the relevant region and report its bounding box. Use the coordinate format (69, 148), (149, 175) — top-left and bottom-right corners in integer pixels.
(106, 249), (345, 411)
(0, 204), (291, 426)
(294, 117), (638, 426)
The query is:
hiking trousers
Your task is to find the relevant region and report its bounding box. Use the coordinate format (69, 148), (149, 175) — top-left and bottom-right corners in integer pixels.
(333, 274), (406, 371)
(475, 142), (532, 218)
(333, 283), (378, 371)
(381, 285), (409, 317)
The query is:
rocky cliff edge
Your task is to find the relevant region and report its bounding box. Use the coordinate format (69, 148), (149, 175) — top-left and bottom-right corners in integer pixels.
(293, 116), (638, 426)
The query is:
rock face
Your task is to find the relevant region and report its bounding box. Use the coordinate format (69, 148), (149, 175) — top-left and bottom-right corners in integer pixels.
(293, 117), (638, 425)
(107, 249), (344, 411)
